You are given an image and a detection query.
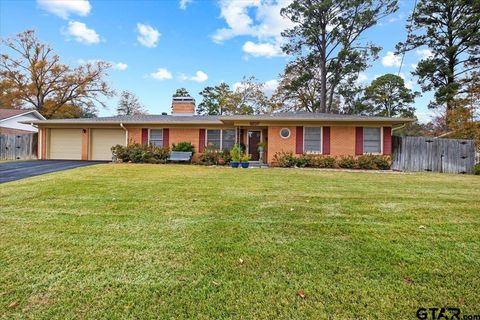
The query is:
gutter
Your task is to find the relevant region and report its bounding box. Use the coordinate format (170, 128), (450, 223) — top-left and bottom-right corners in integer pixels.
(120, 123), (128, 145)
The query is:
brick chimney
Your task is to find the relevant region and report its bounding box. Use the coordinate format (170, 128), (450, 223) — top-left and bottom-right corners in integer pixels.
(172, 97), (195, 115)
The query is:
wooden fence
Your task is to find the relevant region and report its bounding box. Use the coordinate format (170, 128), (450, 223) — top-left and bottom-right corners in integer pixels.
(392, 136), (476, 174)
(0, 133), (37, 161)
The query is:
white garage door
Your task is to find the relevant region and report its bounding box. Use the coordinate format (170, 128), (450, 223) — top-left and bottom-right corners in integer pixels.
(90, 129), (126, 161)
(49, 129), (83, 160)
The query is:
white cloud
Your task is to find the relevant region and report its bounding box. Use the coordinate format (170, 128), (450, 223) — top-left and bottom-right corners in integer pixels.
(77, 59), (128, 71)
(356, 72), (369, 84)
(37, 0), (91, 19)
(242, 41), (282, 58)
(212, 0), (293, 58)
(150, 68), (172, 80)
(411, 63), (418, 70)
(65, 21), (100, 44)
(381, 51), (402, 67)
(263, 79), (279, 96)
(114, 62), (128, 71)
(416, 110), (435, 124)
(416, 49), (433, 60)
(179, 0), (192, 10)
(136, 23), (160, 48)
(398, 72), (414, 89)
(180, 70), (209, 82)
(190, 70), (208, 82)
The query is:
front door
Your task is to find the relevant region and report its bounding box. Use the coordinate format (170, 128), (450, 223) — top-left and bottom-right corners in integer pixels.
(248, 131), (261, 161)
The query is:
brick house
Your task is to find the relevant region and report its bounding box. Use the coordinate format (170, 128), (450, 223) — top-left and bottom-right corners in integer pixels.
(28, 97), (412, 164)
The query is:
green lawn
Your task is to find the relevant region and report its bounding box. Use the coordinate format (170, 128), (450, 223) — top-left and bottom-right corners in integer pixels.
(1, 165), (479, 319)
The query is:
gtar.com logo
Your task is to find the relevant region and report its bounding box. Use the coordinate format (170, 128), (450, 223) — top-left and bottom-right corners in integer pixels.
(416, 307), (480, 320)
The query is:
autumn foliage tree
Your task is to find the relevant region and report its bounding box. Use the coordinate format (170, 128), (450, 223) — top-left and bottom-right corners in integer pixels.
(0, 30), (114, 118)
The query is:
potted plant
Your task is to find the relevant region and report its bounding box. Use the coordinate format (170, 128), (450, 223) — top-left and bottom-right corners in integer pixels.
(257, 142), (267, 152)
(230, 144), (241, 168)
(240, 153), (251, 168)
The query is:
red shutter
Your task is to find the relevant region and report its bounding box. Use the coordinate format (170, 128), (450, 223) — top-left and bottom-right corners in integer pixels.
(141, 128), (148, 145)
(199, 129), (205, 153)
(296, 126), (303, 154)
(322, 126), (330, 155)
(383, 127), (392, 155)
(163, 128), (169, 148)
(355, 127), (363, 155)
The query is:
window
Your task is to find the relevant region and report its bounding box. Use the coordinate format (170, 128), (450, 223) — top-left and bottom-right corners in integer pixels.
(304, 127), (322, 153)
(363, 127), (381, 153)
(149, 129), (163, 147)
(280, 128), (291, 139)
(206, 129), (236, 150)
(222, 129), (235, 150)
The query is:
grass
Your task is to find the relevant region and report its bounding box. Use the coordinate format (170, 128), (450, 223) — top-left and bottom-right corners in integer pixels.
(1, 164), (479, 319)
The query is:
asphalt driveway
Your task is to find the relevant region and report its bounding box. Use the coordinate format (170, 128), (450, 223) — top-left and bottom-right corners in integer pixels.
(0, 160), (105, 183)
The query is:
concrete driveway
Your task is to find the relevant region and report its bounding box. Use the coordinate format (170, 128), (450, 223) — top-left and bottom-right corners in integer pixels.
(0, 160), (105, 184)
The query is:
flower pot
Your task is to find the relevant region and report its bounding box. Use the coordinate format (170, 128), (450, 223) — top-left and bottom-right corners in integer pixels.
(241, 162), (250, 168)
(231, 161), (240, 168)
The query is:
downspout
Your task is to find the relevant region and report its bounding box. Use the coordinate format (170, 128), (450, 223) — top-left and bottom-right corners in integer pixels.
(392, 123), (406, 132)
(120, 123), (128, 145)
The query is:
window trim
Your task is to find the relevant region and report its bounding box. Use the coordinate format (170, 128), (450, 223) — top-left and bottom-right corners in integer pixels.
(205, 128), (237, 150)
(148, 128), (164, 147)
(303, 126), (323, 154)
(279, 128), (291, 139)
(362, 126), (383, 155)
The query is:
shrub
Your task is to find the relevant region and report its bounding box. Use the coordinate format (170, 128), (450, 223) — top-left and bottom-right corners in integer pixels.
(220, 149), (232, 164)
(230, 144), (241, 162)
(311, 155), (337, 168)
(474, 163), (480, 175)
(200, 144), (221, 165)
(273, 151), (298, 167)
(357, 155), (377, 170)
(172, 141), (195, 153)
(372, 156), (391, 170)
(110, 144), (169, 163)
(337, 156), (357, 169)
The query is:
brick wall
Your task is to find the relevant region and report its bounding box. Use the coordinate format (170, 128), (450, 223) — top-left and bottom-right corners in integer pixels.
(169, 128), (200, 150)
(127, 128), (142, 144)
(267, 126), (297, 164)
(0, 127), (34, 134)
(172, 103), (195, 114)
(330, 126), (356, 156)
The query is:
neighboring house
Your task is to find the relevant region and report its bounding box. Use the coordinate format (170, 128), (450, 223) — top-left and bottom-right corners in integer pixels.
(0, 109), (46, 134)
(28, 97), (412, 163)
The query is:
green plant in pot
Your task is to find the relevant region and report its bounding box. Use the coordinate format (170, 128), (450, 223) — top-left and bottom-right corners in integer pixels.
(230, 144), (241, 168)
(257, 142), (267, 152)
(240, 153), (251, 168)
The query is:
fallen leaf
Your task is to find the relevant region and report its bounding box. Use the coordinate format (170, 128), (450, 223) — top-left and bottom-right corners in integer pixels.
(458, 297), (465, 305)
(290, 208), (294, 211)
(8, 301), (18, 309)
(419, 225), (426, 229)
(403, 276), (414, 285)
(297, 289), (306, 299)
(239, 258), (244, 264)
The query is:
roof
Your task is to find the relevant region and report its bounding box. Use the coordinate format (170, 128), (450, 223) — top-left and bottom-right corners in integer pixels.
(0, 109), (46, 122)
(24, 111), (413, 125)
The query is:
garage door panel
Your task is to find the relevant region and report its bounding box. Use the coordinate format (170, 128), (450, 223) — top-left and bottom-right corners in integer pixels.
(91, 129), (126, 160)
(49, 129), (82, 160)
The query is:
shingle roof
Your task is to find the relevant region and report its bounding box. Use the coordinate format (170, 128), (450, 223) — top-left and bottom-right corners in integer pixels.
(0, 108), (35, 120)
(24, 111), (413, 124)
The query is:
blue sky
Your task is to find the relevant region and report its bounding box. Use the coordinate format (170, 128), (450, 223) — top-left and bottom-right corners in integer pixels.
(0, 0), (435, 121)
